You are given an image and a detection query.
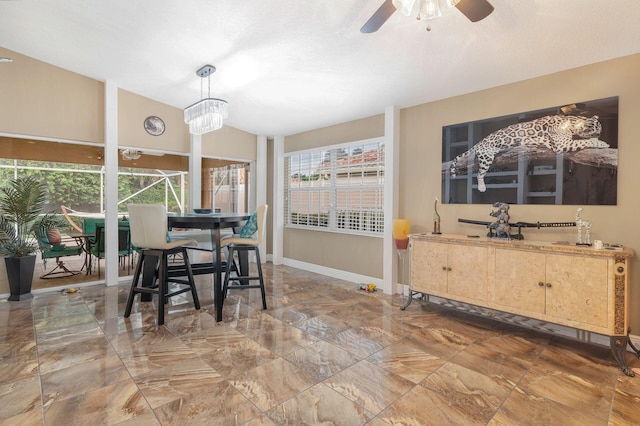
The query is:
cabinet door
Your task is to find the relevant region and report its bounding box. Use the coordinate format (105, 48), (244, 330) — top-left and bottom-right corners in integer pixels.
(544, 253), (609, 329)
(447, 244), (488, 303)
(410, 240), (447, 294)
(494, 249), (546, 316)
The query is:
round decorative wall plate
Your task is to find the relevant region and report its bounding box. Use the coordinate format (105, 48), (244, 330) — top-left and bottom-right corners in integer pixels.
(144, 116), (165, 136)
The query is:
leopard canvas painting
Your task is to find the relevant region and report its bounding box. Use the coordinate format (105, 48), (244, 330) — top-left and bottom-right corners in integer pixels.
(441, 97), (618, 205)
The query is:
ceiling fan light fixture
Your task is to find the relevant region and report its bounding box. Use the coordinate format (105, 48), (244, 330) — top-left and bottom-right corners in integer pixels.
(419, 0), (442, 20)
(121, 149), (142, 160)
(361, 0), (494, 33)
(184, 65), (228, 135)
(392, 0), (418, 17)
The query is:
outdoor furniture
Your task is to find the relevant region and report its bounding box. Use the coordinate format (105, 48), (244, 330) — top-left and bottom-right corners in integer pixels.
(60, 205), (84, 233)
(82, 217), (100, 244)
(222, 205), (268, 310)
(67, 230), (94, 274)
(34, 226), (82, 279)
(124, 204), (200, 325)
(90, 221), (132, 278)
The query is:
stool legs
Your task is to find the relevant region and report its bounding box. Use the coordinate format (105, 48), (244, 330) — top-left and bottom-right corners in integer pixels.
(223, 245), (267, 310)
(157, 251), (167, 325)
(124, 251), (145, 318)
(182, 247), (200, 310)
(254, 247), (267, 310)
(124, 247), (199, 325)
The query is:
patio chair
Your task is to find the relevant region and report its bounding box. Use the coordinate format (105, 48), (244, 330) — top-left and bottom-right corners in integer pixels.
(90, 221), (132, 278)
(34, 226), (83, 279)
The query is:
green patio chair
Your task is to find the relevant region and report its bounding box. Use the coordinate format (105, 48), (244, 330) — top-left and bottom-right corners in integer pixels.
(34, 226), (83, 279)
(90, 221), (132, 278)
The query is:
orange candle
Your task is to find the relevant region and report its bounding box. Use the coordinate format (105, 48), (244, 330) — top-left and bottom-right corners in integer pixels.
(393, 219), (410, 250)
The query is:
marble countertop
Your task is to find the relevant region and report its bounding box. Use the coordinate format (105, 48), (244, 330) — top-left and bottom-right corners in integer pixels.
(410, 233), (635, 258)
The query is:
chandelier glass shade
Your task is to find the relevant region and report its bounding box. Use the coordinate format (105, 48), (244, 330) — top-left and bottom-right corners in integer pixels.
(184, 65), (228, 135)
(184, 97), (228, 135)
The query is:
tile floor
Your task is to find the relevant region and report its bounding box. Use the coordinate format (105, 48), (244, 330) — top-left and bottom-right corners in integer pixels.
(1, 263), (640, 425)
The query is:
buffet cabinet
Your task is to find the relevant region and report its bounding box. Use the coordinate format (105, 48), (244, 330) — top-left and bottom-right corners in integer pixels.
(409, 233), (636, 375)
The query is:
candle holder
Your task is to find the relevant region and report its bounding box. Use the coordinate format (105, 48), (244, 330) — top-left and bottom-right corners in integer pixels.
(393, 219), (410, 286)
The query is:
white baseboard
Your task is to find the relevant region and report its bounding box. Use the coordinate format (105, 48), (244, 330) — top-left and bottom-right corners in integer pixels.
(282, 258), (383, 291)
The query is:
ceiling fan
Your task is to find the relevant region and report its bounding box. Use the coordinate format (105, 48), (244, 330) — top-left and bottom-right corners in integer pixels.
(120, 149), (164, 160)
(361, 0), (494, 33)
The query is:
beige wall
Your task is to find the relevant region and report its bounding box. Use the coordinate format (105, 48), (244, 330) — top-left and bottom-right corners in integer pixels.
(0, 47), (104, 142)
(202, 125), (257, 161)
(119, 88), (257, 160)
(0, 47), (257, 295)
(285, 114), (384, 152)
(400, 53), (640, 332)
(118, 89), (190, 152)
(283, 114), (384, 277)
(0, 47), (255, 160)
(281, 53), (640, 331)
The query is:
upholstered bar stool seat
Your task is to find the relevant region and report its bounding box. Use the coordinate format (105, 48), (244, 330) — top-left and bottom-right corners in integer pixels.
(222, 204), (268, 310)
(124, 204), (200, 325)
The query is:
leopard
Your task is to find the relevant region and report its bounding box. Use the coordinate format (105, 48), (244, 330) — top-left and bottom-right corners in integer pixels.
(449, 115), (609, 192)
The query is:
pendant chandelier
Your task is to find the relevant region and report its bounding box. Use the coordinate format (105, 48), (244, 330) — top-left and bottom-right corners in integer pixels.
(184, 65), (228, 135)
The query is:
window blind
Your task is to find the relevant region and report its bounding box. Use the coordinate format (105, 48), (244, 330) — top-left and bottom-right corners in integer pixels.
(284, 139), (384, 235)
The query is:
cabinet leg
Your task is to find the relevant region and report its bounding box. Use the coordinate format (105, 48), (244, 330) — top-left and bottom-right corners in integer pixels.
(401, 291), (415, 310)
(400, 291), (428, 310)
(610, 335), (635, 377)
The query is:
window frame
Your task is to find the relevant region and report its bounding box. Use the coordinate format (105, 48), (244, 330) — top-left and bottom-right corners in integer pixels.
(284, 137), (385, 237)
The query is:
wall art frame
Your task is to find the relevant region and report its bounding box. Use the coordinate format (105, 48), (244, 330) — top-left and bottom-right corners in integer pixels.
(441, 96), (618, 205)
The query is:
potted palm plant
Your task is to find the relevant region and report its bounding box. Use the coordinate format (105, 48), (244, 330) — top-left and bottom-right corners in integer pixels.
(0, 176), (48, 301)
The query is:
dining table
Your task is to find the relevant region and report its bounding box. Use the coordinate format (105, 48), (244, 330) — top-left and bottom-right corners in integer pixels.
(167, 212), (251, 322)
(67, 231), (95, 274)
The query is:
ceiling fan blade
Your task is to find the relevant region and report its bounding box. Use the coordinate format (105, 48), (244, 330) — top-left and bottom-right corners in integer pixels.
(360, 0), (396, 34)
(455, 0), (494, 22)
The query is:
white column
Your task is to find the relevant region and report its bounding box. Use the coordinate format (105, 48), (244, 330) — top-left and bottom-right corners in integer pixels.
(272, 135), (284, 265)
(382, 105), (400, 294)
(104, 80), (119, 286)
(189, 134), (202, 211)
(256, 135), (267, 259)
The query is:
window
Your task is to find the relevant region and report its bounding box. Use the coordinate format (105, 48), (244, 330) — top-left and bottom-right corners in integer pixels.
(206, 163), (249, 213)
(285, 138), (384, 235)
(0, 138), (190, 215)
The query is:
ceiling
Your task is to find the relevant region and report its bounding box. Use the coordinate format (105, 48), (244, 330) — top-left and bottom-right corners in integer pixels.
(0, 1), (639, 137)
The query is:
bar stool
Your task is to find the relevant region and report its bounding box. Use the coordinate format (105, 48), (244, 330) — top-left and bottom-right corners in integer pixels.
(124, 204), (200, 325)
(222, 204), (268, 310)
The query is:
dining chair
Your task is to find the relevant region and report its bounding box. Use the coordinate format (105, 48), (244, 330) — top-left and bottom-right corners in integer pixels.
(222, 204), (268, 310)
(124, 204), (200, 325)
